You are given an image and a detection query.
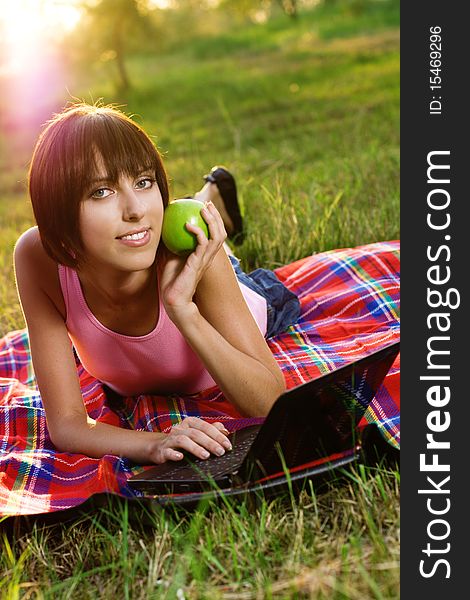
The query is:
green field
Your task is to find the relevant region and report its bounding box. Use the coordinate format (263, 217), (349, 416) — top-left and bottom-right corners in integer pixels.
(0, 1), (400, 597)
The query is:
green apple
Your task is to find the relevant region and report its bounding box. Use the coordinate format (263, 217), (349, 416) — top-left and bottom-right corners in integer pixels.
(161, 199), (209, 256)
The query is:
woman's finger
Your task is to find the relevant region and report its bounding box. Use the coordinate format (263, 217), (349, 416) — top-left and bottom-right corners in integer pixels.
(163, 448), (184, 462)
(166, 432), (212, 460)
(181, 417), (232, 450)
(183, 203), (226, 262)
(183, 427), (229, 456)
(213, 421), (230, 435)
(185, 222), (210, 248)
(202, 202), (227, 243)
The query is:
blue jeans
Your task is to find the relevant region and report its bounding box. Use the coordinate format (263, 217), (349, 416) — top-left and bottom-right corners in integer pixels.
(229, 255), (301, 338)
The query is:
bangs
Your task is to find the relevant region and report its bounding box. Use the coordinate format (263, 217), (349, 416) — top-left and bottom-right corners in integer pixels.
(67, 112), (161, 196)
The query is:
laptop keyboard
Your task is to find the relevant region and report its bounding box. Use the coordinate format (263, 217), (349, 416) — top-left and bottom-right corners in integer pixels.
(159, 428), (259, 481)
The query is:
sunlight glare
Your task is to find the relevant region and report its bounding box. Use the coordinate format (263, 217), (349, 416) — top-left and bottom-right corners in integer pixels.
(0, 0), (82, 76)
(0, 1), (83, 131)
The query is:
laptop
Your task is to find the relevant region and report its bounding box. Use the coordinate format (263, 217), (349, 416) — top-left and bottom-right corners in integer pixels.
(128, 341), (399, 496)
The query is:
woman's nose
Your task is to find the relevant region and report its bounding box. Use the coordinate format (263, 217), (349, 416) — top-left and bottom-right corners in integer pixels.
(122, 189), (145, 221)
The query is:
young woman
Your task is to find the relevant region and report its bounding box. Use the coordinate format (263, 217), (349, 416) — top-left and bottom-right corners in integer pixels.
(14, 103), (300, 466)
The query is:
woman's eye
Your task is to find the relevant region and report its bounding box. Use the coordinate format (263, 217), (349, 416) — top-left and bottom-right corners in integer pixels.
(135, 178), (154, 190)
(91, 188), (112, 199)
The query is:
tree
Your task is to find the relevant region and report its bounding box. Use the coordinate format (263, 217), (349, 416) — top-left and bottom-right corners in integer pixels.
(276, 0), (298, 18)
(75, 0), (155, 92)
(218, 0), (302, 21)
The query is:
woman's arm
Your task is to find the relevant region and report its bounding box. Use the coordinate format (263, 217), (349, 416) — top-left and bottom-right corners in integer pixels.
(13, 229), (231, 463)
(183, 249), (285, 415)
(160, 204), (286, 417)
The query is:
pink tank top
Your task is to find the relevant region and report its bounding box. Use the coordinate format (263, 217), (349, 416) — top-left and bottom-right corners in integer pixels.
(58, 264), (267, 397)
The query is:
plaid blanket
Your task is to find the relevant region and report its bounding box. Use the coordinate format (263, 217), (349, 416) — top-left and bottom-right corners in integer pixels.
(0, 241), (400, 516)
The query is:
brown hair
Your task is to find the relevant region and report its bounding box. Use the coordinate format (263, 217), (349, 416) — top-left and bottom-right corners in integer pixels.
(28, 103), (169, 268)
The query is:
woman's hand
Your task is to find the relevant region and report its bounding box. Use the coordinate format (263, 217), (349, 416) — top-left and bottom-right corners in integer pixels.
(159, 201), (227, 323)
(149, 417), (232, 463)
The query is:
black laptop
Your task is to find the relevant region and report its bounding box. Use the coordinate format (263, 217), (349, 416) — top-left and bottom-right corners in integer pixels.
(128, 341), (399, 496)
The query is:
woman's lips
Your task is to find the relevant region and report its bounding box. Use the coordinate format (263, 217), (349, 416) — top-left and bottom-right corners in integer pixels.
(117, 229), (151, 247)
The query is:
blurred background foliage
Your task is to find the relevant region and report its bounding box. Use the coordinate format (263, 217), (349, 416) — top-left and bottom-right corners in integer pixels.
(0, 0), (399, 155)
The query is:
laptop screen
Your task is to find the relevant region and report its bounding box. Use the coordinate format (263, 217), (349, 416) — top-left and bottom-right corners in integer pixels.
(244, 342), (399, 477)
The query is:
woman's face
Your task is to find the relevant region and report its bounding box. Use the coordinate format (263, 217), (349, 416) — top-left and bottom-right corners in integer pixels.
(78, 164), (164, 273)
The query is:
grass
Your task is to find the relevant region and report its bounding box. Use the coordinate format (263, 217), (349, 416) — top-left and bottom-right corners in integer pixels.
(2, 463), (399, 599)
(0, 1), (400, 597)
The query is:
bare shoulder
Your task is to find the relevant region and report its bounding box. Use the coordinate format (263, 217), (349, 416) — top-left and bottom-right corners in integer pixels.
(14, 226), (55, 278)
(14, 226), (45, 261)
(14, 226), (66, 318)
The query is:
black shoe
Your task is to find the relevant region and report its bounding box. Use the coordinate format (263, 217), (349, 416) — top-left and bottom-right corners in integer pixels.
(203, 166), (244, 245)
